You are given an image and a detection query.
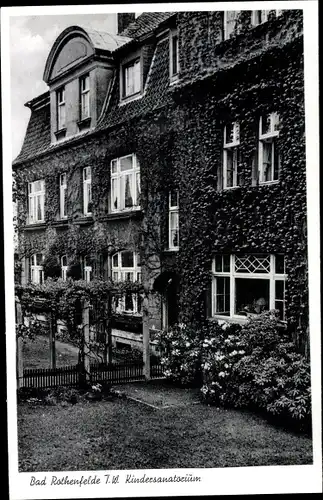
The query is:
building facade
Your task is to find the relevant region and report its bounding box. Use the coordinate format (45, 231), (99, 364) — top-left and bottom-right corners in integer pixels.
(13, 10), (308, 352)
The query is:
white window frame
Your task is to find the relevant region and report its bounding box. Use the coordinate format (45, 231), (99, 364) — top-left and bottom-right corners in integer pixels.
(169, 29), (179, 81)
(112, 251), (141, 314)
(122, 58), (141, 98)
(224, 11), (239, 40)
(28, 180), (45, 224)
(57, 87), (66, 130)
(258, 112), (280, 184)
(251, 9), (283, 26)
(80, 74), (90, 120)
(223, 122), (241, 189)
(61, 255), (68, 281)
(59, 173), (67, 219)
(168, 191), (179, 250)
(83, 256), (92, 282)
(110, 154), (140, 213)
(211, 254), (287, 321)
(83, 167), (92, 216)
(29, 253), (44, 284)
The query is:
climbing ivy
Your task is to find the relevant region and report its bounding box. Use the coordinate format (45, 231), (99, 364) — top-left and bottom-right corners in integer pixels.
(13, 11), (307, 349)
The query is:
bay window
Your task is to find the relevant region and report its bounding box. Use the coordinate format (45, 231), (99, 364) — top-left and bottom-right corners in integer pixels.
(28, 180), (45, 224)
(112, 250), (142, 314)
(83, 167), (92, 216)
(212, 254), (287, 320)
(59, 173), (67, 219)
(258, 112), (280, 183)
(169, 190), (179, 249)
(29, 253), (44, 284)
(110, 154), (140, 212)
(223, 122), (241, 188)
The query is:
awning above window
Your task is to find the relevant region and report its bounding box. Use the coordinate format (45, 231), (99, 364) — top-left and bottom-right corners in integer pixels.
(153, 271), (178, 293)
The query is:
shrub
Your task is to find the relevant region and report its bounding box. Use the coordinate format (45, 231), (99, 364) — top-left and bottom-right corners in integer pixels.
(155, 323), (202, 386)
(200, 313), (311, 432)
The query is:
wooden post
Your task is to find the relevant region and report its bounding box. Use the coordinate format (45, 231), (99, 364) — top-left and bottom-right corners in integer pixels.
(142, 289), (150, 381)
(16, 298), (24, 389)
(104, 294), (113, 364)
(48, 312), (56, 369)
(82, 298), (91, 384)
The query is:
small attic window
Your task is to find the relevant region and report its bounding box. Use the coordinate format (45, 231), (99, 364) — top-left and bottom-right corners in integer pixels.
(169, 30), (179, 81)
(121, 58), (141, 99)
(56, 87), (66, 130)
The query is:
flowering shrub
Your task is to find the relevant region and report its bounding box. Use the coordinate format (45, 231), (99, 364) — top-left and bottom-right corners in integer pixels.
(155, 323), (202, 386)
(157, 313), (311, 431)
(200, 313), (311, 432)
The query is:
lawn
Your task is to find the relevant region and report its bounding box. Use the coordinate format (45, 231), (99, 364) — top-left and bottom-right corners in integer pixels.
(22, 335), (79, 369)
(18, 385), (313, 472)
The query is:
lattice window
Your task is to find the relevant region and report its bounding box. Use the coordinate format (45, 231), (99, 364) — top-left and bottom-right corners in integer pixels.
(235, 254), (271, 273)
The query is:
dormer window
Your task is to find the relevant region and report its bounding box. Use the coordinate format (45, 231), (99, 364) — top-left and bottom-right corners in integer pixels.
(80, 74), (90, 121)
(56, 87), (66, 130)
(170, 30), (179, 81)
(122, 58), (141, 98)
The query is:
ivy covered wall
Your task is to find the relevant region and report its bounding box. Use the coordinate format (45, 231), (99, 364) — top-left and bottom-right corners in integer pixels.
(14, 10), (307, 349)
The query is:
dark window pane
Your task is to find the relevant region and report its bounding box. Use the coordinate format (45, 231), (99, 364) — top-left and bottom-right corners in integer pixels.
(223, 255), (230, 272)
(275, 301), (284, 319)
(216, 295), (224, 313)
(121, 251), (134, 268)
(217, 277), (224, 294)
(235, 278), (269, 315)
(215, 255), (222, 272)
(275, 280), (284, 300)
(125, 292), (133, 311)
(275, 254), (285, 274)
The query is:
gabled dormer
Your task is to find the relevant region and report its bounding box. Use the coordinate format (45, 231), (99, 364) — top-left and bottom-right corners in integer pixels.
(43, 25), (131, 143)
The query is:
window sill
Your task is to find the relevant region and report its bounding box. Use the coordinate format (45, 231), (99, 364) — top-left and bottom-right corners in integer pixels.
(259, 180), (279, 186)
(169, 75), (179, 86)
(77, 117), (91, 131)
(24, 222), (46, 230)
(52, 218), (69, 227)
(100, 209), (143, 222)
(119, 92), (143, 106)
(223, 185), (241, 191)
(164, 248), (179, 253)
(209, 315), (250, 325)
(54, 128), (67, 141)
(72, 216), (94, 225)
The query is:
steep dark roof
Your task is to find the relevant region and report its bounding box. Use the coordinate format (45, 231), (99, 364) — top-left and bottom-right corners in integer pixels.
(97, 38), (172, 130)
(14, 95), (51, 164)
(120, 12), (175, 39)
(13, 13), (175, 166)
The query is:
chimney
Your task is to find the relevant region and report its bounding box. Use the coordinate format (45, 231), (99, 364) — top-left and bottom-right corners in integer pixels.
(117, 13), (136, 34)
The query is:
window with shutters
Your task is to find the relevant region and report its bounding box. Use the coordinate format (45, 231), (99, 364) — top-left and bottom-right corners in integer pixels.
(28, 180), (45, 224)
(212, 254), (286, 321)
(110, 154), (140, 212)
(258, 112), (280, 184)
